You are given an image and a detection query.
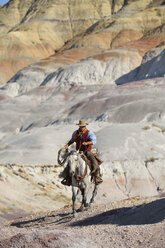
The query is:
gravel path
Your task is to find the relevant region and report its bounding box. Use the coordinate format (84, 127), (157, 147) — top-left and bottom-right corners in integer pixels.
(0, 195), (165, 248)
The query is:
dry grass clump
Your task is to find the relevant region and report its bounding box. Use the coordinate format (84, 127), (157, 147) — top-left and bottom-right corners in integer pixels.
(0, 144), (10, 150)
(151, 123), (165, 133)
(147, 157), (158, 162)
(143, 126), (150, 130)
(152, 123), (161, 129)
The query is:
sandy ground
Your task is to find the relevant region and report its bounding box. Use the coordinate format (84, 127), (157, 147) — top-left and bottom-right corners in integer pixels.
(0, 194), (164, 248)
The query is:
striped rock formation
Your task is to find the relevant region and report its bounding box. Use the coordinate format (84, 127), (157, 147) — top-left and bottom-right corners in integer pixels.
(0, 0), (165, 84)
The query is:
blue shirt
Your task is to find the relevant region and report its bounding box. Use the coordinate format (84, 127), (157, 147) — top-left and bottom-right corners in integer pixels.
(70, 130), (96, 145)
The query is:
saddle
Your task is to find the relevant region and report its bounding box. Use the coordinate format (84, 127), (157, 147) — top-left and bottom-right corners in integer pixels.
(80, 152), (91, 166)
(80, 149), (103, 167)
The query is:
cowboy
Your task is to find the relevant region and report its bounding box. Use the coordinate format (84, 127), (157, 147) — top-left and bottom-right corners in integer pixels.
(61, 120), (103, 186)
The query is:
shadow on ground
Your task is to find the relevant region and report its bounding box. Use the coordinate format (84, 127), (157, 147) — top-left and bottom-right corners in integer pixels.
(71, 198), (165, 226)
(10, 212), (73, 228)
(10, 198), (165, 228)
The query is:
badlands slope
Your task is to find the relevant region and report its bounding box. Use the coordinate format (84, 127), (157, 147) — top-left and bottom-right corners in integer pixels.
(0, 0), (165, 215)
(0, 0), (165, 84)
(0, 0), (120, 84)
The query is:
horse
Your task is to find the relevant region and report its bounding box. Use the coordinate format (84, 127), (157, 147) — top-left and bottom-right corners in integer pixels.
(58, 148), (98, 217)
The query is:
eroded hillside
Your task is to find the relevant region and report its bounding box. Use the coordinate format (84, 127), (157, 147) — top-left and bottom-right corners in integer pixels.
(0, 0), (165, 84)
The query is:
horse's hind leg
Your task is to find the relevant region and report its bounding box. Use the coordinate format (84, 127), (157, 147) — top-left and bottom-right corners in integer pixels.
(89, 184), (98, 207)
(72, 185), (77, 217)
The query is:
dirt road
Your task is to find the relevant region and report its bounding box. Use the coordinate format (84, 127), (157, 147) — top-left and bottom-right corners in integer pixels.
(0, 195), (165, 248)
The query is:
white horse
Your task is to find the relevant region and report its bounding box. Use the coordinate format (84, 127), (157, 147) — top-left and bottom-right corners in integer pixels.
(58, 148), (98, 217)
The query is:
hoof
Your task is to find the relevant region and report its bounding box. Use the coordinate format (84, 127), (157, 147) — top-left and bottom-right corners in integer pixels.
(77, 207), (84, 212)
(73, 212), (77, 218)
(88, 202), (94, 208)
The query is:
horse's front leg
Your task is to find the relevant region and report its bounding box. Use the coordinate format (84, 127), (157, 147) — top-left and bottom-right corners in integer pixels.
(78, 186), (88, 212)
(72, 184), (77, 217)
(82, 185), (88, 208)
(89, 184), (98, 207)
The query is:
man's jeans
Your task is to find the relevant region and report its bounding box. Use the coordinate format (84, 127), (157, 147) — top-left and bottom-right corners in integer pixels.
(86, 151), (99, 171)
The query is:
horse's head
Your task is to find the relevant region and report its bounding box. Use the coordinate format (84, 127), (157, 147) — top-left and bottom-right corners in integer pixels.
(57, 147), (70, 166)
(58, 148), (85, 177)
(68, 150), (80, 176)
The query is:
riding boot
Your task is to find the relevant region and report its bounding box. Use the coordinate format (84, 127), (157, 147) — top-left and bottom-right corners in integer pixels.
(86, 151), (103, 184)
(94, 168), (103, 185)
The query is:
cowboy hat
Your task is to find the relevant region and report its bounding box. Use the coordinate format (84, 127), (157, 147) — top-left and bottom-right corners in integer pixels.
(76, 120), (88, 126)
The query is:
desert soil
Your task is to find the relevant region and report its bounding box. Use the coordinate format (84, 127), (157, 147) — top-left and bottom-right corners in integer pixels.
(0, 194), (164, 248)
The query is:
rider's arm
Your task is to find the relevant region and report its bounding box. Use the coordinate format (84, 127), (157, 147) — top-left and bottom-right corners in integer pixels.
(65, 130), (77, 148)
(88, 131), (96, 145)
(83, 131), (96, 146)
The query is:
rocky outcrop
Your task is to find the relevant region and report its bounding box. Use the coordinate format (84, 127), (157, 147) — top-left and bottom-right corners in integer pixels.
(116, 45), (165, 84)
(0, 0), (165, 84)
(0, 0), (112, 84)
(0, 163), (68, 214)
